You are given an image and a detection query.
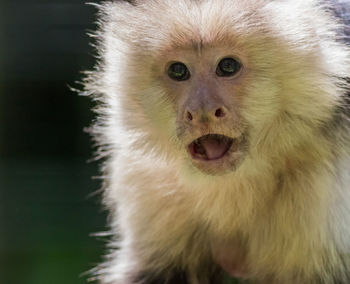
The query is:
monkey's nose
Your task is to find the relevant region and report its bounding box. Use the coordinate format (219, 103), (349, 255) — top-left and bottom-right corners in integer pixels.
(185, 106), (227, 123)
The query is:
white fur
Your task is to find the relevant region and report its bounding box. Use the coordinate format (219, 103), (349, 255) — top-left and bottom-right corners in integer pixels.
(84, 0), (350, 283)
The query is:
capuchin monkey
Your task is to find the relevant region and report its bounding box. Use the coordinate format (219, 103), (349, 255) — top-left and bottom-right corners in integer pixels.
(83, 0), (350, 283)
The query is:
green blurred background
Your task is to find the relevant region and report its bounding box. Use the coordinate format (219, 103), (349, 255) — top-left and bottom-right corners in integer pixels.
(0, 1), (107, 284)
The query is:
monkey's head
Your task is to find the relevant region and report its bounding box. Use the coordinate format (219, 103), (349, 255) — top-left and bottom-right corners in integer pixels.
(90, 0), (349, 177)
(156, 45), (248, 176)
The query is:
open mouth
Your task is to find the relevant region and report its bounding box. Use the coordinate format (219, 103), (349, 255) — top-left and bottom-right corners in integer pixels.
(188, 134), (235, 161)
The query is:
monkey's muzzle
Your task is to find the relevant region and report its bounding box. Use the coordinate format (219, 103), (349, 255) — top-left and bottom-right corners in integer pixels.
(188, 134), (235, 161)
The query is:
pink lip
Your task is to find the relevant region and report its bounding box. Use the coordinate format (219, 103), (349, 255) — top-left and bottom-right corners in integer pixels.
(188, 134), (234, 161)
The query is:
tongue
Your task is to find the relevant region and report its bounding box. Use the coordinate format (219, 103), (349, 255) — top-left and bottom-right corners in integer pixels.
(200, 137), (230, 160)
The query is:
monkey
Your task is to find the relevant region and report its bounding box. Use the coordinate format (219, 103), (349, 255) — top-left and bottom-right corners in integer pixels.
(83, 0), (350, 283)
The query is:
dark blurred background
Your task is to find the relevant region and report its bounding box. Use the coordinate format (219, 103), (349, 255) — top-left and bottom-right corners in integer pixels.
(0, 1), (107, 284)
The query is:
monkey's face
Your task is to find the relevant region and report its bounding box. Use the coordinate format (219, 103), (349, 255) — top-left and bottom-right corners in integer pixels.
(107, 0), (341, 177)
(155, 47), (251, 175)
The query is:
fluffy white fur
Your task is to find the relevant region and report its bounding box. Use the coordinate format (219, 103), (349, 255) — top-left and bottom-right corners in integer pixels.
(84, 0), (350, 283)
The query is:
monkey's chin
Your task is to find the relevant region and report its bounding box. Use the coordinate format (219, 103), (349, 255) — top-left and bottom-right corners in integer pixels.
(187, 134), (245, 176)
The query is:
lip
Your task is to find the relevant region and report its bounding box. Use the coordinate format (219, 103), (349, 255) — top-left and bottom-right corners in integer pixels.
(188, 134), (235, 161)
(187, 133), (244, 175)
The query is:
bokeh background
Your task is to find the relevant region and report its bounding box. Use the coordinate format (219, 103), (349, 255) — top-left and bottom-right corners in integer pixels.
(0, 1), (107, 284)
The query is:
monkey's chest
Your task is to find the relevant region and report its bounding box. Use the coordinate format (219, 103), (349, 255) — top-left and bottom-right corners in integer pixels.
(211, 242), (249, 279)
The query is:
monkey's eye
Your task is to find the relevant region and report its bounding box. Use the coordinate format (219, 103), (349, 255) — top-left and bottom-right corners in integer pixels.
(168, 62), (190, 81)
(216, 58), (242, 77)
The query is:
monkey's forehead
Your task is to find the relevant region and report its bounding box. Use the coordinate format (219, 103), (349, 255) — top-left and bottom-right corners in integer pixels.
(101, 0), (340, 55)
(103, 1), (272, 49)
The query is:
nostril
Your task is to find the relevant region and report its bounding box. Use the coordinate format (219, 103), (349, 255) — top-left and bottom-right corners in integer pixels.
(186, 111), (193, 121)
(215, 108), (225, 118)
